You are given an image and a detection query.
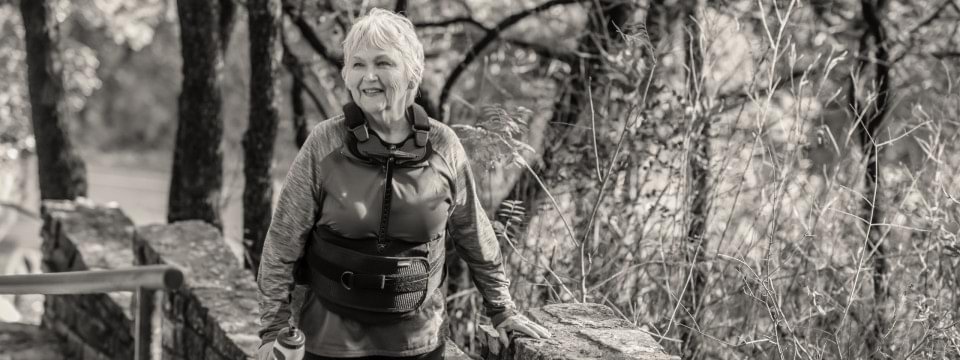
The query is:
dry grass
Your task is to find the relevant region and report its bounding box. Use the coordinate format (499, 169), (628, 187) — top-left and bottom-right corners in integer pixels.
(446, 1), (960, 359)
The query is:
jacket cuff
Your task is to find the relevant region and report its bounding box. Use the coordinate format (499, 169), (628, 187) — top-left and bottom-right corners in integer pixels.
(259, 335), (276, 349)
(258, 324), (284, 348)
(489, 307), (518, 327)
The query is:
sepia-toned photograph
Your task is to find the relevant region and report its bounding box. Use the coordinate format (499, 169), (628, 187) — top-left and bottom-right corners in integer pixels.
(1, 0), (958, 359)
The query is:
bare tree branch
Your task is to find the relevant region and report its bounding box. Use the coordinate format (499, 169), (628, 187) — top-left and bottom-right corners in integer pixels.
(932, 50), (960, 59)
(438, 0), (591, 120)
(415, 17), (490, 31)
(281, 39), (329, 118)
(0, 201), (40, 219)
(503, 38), (580, 64)
(281, 0), (344, 69)
(890, 0), (954, 64)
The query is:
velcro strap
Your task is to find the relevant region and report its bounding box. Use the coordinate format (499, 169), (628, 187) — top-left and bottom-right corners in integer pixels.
(414, 130), (429, 147)
(350, 125), (370, 142)
(314, 260), (433, 293)
(410, 104), (430, 147)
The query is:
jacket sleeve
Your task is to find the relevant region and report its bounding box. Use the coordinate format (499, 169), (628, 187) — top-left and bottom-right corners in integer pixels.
(446, 139), (518, 327)
(256, 129), (323, 346)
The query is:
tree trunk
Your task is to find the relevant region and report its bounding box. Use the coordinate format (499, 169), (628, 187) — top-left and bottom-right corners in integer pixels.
(168, 0), (233, 228)
(243, 0), (283, 276)
(20, 0), (88, 201)
(679, 1), (707, 357)
(394, 0), (408, 14)
(852, 0), (890, 357)
(281, 44), (313, 149)
(219, 0), (238, 55)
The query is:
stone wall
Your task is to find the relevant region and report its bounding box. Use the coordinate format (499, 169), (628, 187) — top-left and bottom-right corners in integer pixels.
(40, 201), (137, 360)
(0, 321), (67, 359)
(477, 303), (677, 360)
(135, 221), (260, 359)
(37, 201), (261, 360)
(34, 200), (673, 360)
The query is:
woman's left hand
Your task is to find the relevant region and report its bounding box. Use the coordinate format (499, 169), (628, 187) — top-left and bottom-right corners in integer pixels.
(496, 314), (552, 347)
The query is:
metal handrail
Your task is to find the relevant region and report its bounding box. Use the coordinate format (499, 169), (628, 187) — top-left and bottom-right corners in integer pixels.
(0, 265), (184, 294)
(0, 265), (185, 360)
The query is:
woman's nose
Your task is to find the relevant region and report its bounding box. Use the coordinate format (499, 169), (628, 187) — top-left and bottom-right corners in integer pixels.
(364, 71), (378, 81)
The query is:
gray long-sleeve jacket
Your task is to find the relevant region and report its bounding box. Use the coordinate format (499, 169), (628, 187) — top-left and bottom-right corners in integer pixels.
(257, 115), (517, 357)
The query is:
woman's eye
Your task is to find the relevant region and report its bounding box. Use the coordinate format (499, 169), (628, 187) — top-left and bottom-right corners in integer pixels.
(377, 61), (393, 67)
(352, 62), (364, 68)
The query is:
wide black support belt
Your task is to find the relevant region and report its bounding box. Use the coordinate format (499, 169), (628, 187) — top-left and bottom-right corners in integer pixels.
(303, 226), (445, 324)
(312, 249), (440, 293)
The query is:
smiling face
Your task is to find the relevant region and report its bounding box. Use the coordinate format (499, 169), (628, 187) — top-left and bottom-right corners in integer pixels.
(343, 45), (412, 123)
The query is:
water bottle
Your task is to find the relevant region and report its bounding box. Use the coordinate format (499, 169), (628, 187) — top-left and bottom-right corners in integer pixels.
(272, 326), (305, 360)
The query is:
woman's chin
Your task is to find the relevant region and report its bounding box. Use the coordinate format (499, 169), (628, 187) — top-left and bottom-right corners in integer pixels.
(357, 101), (386, 115)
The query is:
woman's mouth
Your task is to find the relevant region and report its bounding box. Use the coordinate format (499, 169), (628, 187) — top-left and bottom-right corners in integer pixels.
(362, 88), (384, 95)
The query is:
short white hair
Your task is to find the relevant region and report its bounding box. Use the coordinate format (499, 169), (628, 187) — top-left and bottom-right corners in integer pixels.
(341, 8), (425, 92)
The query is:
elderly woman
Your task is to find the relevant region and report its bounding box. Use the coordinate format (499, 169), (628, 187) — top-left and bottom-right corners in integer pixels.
(257, 8), (549, 360)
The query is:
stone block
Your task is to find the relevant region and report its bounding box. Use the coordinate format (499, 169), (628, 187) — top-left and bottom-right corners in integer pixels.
(40, 228), (80, 274)
(41, 200), (136, 275)
(161, 317), (183, 357)
(0, 321), (68, 359)
(38, 201), (138, 359)
(205, 345), (223, 360)
(206, 312), (234, 356)
(478, 303), (677, 360)
(578, 329), (671, 358)
(95, 290), (133, 322)
(184, 294), (210, 333)
(135, 221), (235, 279)
(46, 320), (88, 359)
(57, 293), (133, 358)
(477, 324), (502, 359)
(45, 296), (76, 330)
(74, 312), (108, 345)
(226, 333), (261, 359)
(444, 338), (473, 360)
(136, 221), (260, 359)
(182, 326), (206, 360)
(165, 291), (188, 322)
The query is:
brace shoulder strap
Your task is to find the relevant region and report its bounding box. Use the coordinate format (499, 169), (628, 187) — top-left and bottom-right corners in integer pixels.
(343, 102), (431, 146)
(409, 104), (430, 147)
(343, 102), (369, 142)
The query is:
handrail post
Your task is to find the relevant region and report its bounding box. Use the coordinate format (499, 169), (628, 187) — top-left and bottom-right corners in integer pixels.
(135, 286), (159, 360)
(135, 287), (147, 360)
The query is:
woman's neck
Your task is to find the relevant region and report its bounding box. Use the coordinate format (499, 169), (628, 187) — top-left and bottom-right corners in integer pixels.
(365, 111), (411, 144)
